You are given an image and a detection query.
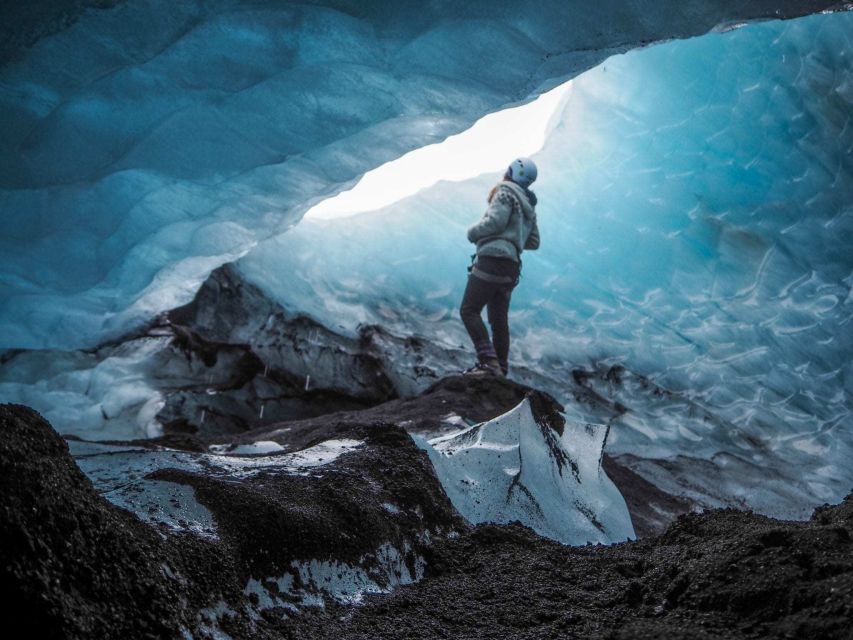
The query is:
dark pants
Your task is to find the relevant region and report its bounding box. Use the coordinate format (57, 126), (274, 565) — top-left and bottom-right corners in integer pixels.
(459, 255), (520, 373)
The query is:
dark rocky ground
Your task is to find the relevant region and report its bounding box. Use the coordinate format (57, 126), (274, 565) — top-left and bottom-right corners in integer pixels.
(2, 403), (217, 639)
(0, 402), (460, 639)
(293, 499), (853, 640)
(2, 372), (852, 639)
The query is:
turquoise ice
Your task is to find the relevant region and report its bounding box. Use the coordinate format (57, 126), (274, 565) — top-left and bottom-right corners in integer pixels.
(238, 12), (853, 516)
(1, 7), (851, 521)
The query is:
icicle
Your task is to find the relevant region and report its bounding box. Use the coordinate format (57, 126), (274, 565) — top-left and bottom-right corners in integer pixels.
(263, 363), (269, 377)
(259, 403), (265, 419)
(200, 409), (206, 425)
(304, 375), (311, 391)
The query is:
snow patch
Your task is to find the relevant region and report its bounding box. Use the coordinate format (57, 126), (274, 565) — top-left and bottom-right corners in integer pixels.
(69, 437), (363, 536)
(244, 543), (425, 614)
(197, 601), (239, 640)
(106, 478), (218, 541)
(213, 441), (286, 455)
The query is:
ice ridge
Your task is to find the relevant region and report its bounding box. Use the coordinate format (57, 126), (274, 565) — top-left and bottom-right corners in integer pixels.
(416, 397), (635, 545)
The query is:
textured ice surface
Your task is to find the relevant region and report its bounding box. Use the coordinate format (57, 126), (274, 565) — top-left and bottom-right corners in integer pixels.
(0, 0), (836, 349)
(416, 398), (635, 545)
(238, 12), (853, 515)
(0, 336), (171, 440)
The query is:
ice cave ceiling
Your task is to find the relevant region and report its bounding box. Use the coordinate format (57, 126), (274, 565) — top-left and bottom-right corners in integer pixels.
(0, 0), (843, 349)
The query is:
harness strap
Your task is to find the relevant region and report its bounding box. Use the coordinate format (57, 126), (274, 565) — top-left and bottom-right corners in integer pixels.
(470, 265), (516, 285)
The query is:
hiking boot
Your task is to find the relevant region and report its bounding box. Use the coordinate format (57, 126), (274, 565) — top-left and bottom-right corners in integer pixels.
(463, 359), (504, 377)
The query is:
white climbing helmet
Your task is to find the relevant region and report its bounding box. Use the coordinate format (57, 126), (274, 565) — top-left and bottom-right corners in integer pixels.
(507, 157), (537, 187)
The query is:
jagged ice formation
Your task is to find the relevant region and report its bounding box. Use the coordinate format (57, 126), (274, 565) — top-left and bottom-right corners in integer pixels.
(415, 398), (635, 545)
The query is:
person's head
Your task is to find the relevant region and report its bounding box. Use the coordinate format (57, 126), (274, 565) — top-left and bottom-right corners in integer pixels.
(504, 157), (537, 188)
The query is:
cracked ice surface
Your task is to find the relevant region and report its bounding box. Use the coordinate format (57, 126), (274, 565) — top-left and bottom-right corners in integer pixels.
(416, 398), (635, 545)
(0, 0), (837, 350)
(238, 11), (853, 517)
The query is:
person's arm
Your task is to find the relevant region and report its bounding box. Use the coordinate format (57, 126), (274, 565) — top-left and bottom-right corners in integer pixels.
(467, 188), (513, 243)
(524, 217), (540, 250)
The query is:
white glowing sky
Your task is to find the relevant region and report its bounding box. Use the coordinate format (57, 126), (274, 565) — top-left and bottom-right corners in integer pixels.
(304, 81), (573, 220)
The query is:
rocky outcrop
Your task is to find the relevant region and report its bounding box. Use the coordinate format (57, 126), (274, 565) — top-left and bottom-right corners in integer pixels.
(0, 402), (461, 639)
(0, 404), (205, 638)
(149, 264), (477, 437)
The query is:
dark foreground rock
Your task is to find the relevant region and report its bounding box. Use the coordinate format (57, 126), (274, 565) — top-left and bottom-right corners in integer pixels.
(0, 404), (206, 638)
(3, 379), (851, 640)
(0, 403), (461, 639)
(292, 499), (853, 639)
(216, 374), (693, 538)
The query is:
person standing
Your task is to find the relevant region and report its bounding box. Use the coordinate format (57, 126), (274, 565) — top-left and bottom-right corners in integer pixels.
(460, 157), (539, 376)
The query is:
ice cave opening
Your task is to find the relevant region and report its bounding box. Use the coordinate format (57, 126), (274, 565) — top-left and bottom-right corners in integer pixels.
(6, 4), (853, 637)
(238, 8), (853, 521)
(304, 80), (572, 220)
(0, 4), (851, 524)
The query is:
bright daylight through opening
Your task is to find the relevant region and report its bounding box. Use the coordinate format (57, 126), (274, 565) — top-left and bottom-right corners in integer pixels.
(304, 81), (573, 220)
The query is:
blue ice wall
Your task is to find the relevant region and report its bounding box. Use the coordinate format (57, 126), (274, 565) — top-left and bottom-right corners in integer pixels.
(0, 0), (836, 349)
(238, 12), (853, 507)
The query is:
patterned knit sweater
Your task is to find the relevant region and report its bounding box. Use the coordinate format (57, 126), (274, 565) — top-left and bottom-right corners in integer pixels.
(467, 180), (539, 262)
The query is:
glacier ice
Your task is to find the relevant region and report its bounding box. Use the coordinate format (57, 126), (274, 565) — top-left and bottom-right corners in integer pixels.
(0, 0), (837, 350)
(1, 6), (852, 524)
(235, 11), (853, 517)
(0, 335), (170, 440)
(415, 397), (635, 545)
